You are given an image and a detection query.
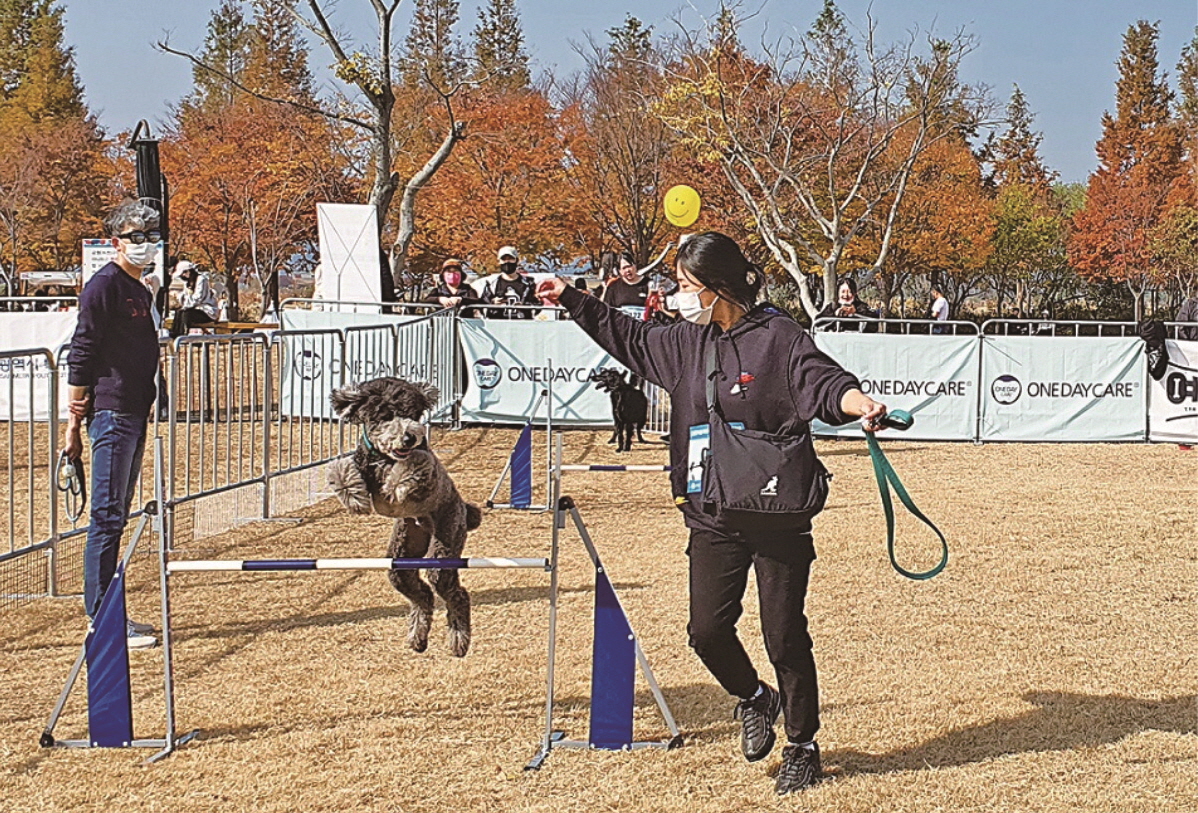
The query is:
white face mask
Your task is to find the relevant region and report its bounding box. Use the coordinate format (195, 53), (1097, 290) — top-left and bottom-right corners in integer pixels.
(676, 288), (713, 325)
(122, 241), (159, 269)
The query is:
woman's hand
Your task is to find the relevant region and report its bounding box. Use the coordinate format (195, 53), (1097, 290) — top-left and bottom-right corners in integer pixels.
(536, 277), (567, 305)
(840, 388), (888, 431)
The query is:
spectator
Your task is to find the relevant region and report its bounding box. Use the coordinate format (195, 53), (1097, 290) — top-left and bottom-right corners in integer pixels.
(1177, 295), (1198, 341)
(424, 258), (482, 314)
(1033, 309), (1054, 337)
(170, 261), (218, 337)
(481, 245), (538, 319)
(1008, 307), (1029, 336)
(930, 284), (949, 334)
(816, 278), (878, 332)
(573, 277), (591, 295)
(600, 252), (650, 309)
(63, 199), (163, 650)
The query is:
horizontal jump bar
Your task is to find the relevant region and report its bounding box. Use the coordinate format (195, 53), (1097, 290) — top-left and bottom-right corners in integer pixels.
(167, 557), (549, 573)
(559, 465), (672, 472)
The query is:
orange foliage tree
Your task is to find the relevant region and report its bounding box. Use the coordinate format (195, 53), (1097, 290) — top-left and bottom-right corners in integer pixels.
(1069, 21), (1185, 320)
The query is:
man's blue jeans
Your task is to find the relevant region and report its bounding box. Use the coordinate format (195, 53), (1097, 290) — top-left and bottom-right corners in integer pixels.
(83, 410), (148, 619)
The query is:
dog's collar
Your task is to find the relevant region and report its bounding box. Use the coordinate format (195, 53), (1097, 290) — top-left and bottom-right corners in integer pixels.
(360, 427), (390, 461)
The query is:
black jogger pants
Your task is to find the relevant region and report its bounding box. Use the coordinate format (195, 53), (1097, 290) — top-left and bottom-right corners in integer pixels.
(686, 525), (819, 744)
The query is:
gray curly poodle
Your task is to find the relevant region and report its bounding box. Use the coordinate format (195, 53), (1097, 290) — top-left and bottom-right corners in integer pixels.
(327, 377), (482, 657)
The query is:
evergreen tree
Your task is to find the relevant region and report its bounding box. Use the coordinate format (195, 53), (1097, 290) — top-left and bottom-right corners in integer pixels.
(403, 0), (464, 89)
(245, 0), (313, 101)
(191, 0), (251, 111)
(1070, 20), (1185, 319)
(991, 85), (1057, 192)
(0, 0), (83, 124)
(472, 0), (529, 91)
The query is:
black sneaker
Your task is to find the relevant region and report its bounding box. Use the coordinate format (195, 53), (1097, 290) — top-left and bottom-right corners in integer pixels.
(733, 682), (782, 761)
(775, 742), (823, 796)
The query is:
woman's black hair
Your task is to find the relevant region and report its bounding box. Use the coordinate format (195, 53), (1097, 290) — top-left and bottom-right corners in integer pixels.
(675, 232), (763, 311)
(618, 251), (636, 268)
(838, 277), (858, 296)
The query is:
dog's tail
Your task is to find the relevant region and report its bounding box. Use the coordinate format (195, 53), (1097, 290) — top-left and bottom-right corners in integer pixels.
(465, 502), (483, 531)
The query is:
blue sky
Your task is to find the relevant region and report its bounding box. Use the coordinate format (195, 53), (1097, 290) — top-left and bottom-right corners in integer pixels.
(64, 1), (1196, 184)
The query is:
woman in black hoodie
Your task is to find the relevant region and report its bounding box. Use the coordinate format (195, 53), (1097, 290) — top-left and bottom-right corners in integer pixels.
(538, 232), (887, 796)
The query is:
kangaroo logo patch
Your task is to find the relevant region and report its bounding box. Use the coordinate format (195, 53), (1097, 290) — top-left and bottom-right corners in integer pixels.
(760, 476), (778, 496)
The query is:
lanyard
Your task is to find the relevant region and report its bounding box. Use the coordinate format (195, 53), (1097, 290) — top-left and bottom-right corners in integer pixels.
(866, 411), (948, 580)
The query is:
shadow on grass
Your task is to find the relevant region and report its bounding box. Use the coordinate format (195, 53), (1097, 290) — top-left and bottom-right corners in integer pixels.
(171, 581), (642, 643)
(827, 691), (1198, 776)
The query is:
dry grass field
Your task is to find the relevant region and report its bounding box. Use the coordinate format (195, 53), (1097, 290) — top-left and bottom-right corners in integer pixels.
(1, 429), (1195, 812)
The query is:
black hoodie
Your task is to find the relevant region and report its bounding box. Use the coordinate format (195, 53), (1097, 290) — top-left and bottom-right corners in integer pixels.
(558, 285), (860, 532)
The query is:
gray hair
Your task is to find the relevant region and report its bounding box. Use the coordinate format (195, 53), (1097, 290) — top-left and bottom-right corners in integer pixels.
(104, 199), (160, 237)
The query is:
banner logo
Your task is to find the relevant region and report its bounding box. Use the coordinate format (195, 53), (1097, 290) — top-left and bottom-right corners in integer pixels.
(1166, 372), (1198, 405)
(991, 375), (1022, 405)
(473, 358), (502, 390)
(293, 349), (322, 380)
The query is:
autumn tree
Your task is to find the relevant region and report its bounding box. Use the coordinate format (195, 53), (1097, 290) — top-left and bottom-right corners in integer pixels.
(472, 0), (530, 91)
(1069, 20), (1185, 320)
(658, 1), (990, 318)
(164, 0), (352, 318)
(161, 0), (469, 291)
(562, 15), (678, 268)
(403, 0), (465, 88)
(979, 85), (1073, 315)
(0, 0), (108, 279)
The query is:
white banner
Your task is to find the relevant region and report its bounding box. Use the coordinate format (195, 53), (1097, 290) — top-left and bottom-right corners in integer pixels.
(278, 309), (422, 420)
(0, 312), (77, 420)
(980, 336), (1145, 441)
(812, 333), (979, 440)
(315, 203), (380, 310)
(459, 318), (620, 424)
(1148, 339), (1198, 443)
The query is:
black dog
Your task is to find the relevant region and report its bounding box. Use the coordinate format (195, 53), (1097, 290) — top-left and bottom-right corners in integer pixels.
(589, 368), (648, 452)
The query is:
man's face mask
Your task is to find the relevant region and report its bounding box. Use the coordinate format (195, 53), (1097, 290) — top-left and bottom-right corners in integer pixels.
(122, 240), (159, 269)
(500, 261), (518, 276)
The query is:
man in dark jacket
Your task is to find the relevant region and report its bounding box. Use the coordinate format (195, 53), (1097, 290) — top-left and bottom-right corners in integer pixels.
(480, 245), (538, 319)
(538, 232), (888, 796)
(600, 252), (650, 310)
(64, 200), (163, 650)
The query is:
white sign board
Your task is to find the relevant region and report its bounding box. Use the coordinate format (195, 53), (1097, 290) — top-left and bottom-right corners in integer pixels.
(1148, 340), (1198, 443)
(979, 336), (1145, 442)
(0, 311), (77, 420)
(315, 203), (381, 311)
(812, 333), (979, 441)
(459, 318), (621, 425)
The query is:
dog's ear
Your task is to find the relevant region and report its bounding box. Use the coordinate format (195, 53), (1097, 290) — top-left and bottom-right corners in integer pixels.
(416, 382), (439, 414)
(330, 386), (365, 422)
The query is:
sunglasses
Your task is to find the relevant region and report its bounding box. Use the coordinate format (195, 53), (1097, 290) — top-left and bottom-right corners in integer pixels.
(117, 229), (162, 245)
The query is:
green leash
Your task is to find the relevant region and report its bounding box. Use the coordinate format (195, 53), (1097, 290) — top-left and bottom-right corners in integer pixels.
(865, 410), (948, 581)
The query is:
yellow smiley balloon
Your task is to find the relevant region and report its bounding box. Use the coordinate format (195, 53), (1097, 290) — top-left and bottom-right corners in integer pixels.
(664, 185), (701, 228)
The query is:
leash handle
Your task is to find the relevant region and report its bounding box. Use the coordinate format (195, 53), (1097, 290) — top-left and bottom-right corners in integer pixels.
(865, 413), (948, 580)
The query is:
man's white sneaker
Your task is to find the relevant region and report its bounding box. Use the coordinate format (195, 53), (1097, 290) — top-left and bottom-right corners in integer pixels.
(127, 625), (158, 650)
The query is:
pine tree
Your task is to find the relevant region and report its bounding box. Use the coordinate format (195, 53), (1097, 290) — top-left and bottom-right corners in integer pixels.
(1070, 20), (1185, 319)
(403, 0), (464, 89)
(245, 0), (313, 101)
(472, 0), (529, 91)
(991, 85), (1057, 192)
(0, 0), (83, 125)
(191, 0), (251, 111)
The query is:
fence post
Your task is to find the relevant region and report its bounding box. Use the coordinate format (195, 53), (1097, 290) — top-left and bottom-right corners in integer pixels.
(261, 338), (274, 520)
(47, 350), (60, 596)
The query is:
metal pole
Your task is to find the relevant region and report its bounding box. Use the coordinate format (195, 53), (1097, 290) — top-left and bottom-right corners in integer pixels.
(151, 437), (176, 762)
(529, 433), (564, 770)
(47, 350), (60, 596)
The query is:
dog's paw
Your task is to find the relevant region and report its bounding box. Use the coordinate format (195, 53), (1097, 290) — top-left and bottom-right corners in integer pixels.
(448, 626), (471, 658)
(408, 607), (431, 653)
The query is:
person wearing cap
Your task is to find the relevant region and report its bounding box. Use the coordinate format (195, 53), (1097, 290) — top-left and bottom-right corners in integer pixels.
(169, 260), (219, 337)
(480, 245), (538, 319)
(600, 252), (651, 310)
(424, 258), (482, 314)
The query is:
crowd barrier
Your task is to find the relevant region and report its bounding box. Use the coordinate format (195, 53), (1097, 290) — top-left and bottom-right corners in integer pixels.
(5, 310), (1195, 606)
